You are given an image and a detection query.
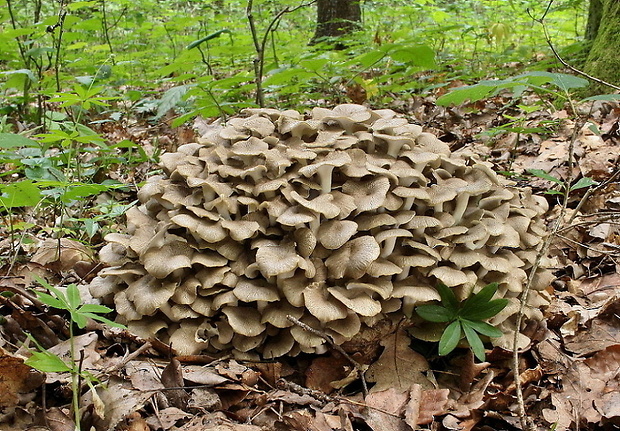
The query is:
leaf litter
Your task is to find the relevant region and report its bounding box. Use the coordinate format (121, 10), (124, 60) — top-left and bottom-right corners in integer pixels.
(1, 95), (620, 430)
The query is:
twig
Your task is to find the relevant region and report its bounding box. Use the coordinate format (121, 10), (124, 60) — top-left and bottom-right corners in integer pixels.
(246, 0), (316, 107)
(512, 113), (588, 430)
(276, 378), (402, 418)
(528, 1), (620, 92)
(286, 314), (369, 397)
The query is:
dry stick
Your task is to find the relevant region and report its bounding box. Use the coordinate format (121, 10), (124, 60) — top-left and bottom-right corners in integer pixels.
(513, 115), (588, 430)
(246, 0), (317, 107)
(286, 315), (369, 397)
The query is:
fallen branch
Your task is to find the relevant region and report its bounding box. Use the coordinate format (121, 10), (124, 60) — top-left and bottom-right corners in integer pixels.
(286, 314), (369, 397)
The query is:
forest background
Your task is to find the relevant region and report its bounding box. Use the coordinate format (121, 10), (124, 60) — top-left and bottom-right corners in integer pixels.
(1, 0), (620, 431)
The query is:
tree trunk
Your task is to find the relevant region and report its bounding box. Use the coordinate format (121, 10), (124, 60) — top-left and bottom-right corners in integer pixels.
(311, 0), (362, 47)
(583, 0), (620, 93)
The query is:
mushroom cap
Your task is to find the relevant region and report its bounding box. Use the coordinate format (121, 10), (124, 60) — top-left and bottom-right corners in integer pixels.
(343, 176), (390, 214)
(325, 236), (381, 279)
(255, 242), (301, 277)
(303, 283), (349, 322)
(317, 220), (358, 250)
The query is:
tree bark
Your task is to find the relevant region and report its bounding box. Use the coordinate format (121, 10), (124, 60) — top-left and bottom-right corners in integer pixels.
(585, 0), (602, 41)
(583, 0), (620, 93)
(311, 0), (362, 46)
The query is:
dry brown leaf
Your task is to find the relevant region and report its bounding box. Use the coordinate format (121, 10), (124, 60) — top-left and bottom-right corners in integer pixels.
(144, 407), (189, 430)
(85, 377), (154, 431)
(161, 357), (189, 409)
(305, 353), (350, 393)
(543, 345), (620, 427)
(31, 238), (95, 274)
(0, 350), (45, 409)
(405, 384), (450, 426)
(364, 388), (408, 431)
(365, 326), (432, 393)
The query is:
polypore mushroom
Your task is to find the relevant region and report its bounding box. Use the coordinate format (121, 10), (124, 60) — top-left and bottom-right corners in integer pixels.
(91, 103), (552, 358)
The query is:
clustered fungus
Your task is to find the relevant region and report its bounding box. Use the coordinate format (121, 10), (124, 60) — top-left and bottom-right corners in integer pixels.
(90, 104), (552, 358)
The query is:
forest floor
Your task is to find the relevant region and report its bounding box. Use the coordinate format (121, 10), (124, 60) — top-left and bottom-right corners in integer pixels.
(1, 92), (620, 431)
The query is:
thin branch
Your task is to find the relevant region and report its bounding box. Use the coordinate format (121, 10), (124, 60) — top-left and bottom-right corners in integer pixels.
(512, 115), (587, 431)
(286, 314), (369, 397)
(528, 1), (620, 92)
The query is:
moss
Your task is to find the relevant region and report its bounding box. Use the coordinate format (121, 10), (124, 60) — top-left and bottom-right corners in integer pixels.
(582, 0), (620, 95)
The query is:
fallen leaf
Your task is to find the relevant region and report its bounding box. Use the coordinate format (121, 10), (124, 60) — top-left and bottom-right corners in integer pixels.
(365, 326), (432, 392)
(405, 384), (450, 426)
(364, 388), (408, 431)
(0, 350), (45, 408)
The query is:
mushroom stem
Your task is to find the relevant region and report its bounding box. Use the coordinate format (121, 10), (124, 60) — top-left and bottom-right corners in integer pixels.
(317, 165), (335, 194)
(395, 265), (410, 281)
(452, 194), (470, 224)
(309, 216), (321, 234)
(380, 237), (398, 258)
(403, 197), (415, 211)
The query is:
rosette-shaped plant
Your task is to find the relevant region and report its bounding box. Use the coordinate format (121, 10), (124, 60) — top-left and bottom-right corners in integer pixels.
(90, 104), (552, 358)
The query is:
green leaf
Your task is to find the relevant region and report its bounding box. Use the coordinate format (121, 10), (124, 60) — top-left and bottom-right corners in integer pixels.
(582, 94), (620, 102)
(436, 83), (496, 106)
(79, 304), (113, 314)
(82, 313), (126, 328)
(66, 284), (81, 310)
(570, 177), (597, 191)
(0, 180), (42, 208)
(462, 321), (486, 361)
(435, 283), (459, 311)
(415, 304), (454, 322)
(438, 320), (462, 356)
(34, 291), (65, 309)
(0, 133), (39, 149)
(527, 168), (563, 185)
(462, 319), (504, 338)
(25, 351), (72, 373)
(155, 85), (190, 120)
(389, 45), (436, 69)
(462, 282), (499, 312)
(70, 311), (88, 329)
(461, 298), (508, 320)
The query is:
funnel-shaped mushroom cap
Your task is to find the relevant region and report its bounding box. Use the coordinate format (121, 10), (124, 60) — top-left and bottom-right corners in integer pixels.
(325, 236), (381, 279)
(255, 242), (301, 277)
(343, 176), (390, 214)
(223, 306), (266, 337)
(303, 283), (348, 322)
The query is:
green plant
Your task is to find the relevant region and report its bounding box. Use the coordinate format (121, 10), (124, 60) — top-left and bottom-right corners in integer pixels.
(25, 276), (125, 431)
(416, 282), (508, 361)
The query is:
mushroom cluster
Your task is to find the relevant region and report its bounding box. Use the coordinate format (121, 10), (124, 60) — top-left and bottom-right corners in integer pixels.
(90, 104), (552, 358)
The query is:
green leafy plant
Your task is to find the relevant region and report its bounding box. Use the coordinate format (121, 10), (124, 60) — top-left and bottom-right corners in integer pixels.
(416, 282), (508, 361)
(527, 169), (598, 195)
(25, 276), (125, 431)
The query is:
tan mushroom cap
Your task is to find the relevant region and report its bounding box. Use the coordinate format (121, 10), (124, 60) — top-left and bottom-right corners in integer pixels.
(222, 306), (266, 337)
(261, 302), (304, 328)
(298, 151), (352, 194)
(142, 235), (193, 279)
(255, 242), (301, 278)
(303, 283), (349, 322)
(317, 220), (358, 250)
(328, 287), (382, 317)
(171, 213), (227, 243)
(325, 236), (381, 279)
(343, 176), (390, 214)
(233, 279), (279, 303)
(429, 266), (470, 287)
